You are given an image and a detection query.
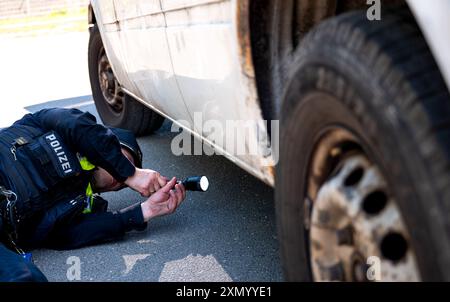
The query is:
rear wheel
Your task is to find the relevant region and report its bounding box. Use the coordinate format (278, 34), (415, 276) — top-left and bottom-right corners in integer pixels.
(276, 9), (450, 281)
(88, 25), (164, 136)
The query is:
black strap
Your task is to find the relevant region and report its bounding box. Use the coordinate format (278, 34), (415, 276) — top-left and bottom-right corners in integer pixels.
(0, 186), (7, 221)
(3, 124), (42, 139)
(0, 188), (5, 203)
(0, 126), (44, 223)
(0, 134), (40, 209)
(0, 185), (19, 240)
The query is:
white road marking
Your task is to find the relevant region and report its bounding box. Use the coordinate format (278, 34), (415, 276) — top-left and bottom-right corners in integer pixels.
(159, 254), (233, 282)
(122, 254), (151, 276)
(64, 100), (94, 109)
(137, 239), (156, 244)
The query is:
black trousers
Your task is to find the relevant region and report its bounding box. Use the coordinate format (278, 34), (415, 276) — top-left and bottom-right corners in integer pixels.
(0, 242), (47, 282)
(0, 203), (145, 282)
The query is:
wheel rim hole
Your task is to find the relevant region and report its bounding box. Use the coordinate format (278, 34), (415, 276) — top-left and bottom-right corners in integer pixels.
(291, 0), (301, 50)
(363, 191), (388, 215)
(344, 167), (364, 187)
(380, 233), (408, 262)
(352, 260), (368, 282)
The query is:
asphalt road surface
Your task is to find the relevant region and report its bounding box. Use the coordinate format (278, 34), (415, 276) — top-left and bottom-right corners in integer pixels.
(1, 32), (283, 282)
(28, 101), (283, 282)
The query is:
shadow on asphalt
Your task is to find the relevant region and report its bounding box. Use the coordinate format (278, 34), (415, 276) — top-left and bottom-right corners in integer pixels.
(103, 121), (282, 281)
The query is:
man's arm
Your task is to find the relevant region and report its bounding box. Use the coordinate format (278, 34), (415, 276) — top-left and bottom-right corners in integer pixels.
(16, 108), (135, 182)
(44, 178), (186, 250)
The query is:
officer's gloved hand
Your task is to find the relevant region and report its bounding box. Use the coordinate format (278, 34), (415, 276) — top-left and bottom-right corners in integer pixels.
(125, 168), (168, 197)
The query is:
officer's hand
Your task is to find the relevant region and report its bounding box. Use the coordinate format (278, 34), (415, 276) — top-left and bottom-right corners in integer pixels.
(140, 177), (186, 222)
(125, 168), (168, 197)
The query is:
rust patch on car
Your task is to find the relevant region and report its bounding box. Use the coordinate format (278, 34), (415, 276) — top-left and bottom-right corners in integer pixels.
(235, 1), (275, 187)
(266, 165), (276, 184)
(235, 1), (255, 79)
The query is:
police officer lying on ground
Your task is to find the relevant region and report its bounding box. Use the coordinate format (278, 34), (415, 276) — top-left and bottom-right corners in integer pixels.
(0, 108), (186, 282)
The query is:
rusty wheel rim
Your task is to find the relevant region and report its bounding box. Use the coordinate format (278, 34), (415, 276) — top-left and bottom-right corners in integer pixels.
(98, 47), (124, 113)
(306, 128), (421, 282)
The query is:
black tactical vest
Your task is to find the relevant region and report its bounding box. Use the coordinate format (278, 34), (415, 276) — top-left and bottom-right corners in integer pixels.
(0, 124), (91, 232)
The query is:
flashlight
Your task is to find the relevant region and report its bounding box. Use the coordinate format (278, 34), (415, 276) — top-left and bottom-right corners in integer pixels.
(178, 176), (209, 192)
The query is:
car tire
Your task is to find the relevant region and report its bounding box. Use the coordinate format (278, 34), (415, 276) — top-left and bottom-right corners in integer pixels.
(88, 25), (164, 136)
(276, 8), (450, 281)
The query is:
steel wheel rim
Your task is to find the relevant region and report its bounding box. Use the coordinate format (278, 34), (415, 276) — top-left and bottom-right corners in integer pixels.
(97, 47), (124, 113)
(306, 128), (421, 282)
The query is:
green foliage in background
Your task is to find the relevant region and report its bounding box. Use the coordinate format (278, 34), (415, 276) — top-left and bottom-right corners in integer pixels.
(0, 7), (88, 36)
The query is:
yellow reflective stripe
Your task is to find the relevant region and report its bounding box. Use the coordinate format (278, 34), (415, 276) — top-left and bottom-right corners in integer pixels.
(85, 182), (93, 197)
(78, 156), (95, 214)
(79, 157), (95, 171)
(82, 182), (94, 214)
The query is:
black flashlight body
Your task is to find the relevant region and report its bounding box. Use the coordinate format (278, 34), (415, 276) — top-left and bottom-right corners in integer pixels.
(179, 176), (209, 192)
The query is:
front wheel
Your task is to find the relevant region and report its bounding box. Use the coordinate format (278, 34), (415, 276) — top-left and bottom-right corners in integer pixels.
(276, 9), (450, 281)
(88, 25), (164, 136)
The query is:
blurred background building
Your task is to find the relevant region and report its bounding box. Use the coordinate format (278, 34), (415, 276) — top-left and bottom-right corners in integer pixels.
(0, 0), (89, 37)
(1, 0), (88, 18)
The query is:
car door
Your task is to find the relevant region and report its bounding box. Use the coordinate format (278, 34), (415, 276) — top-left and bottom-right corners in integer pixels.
(161, 0), (261, 158)
(112, 0), (193, 128)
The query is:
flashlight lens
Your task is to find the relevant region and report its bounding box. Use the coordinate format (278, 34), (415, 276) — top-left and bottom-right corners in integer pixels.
(200, 176), (209, 192)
